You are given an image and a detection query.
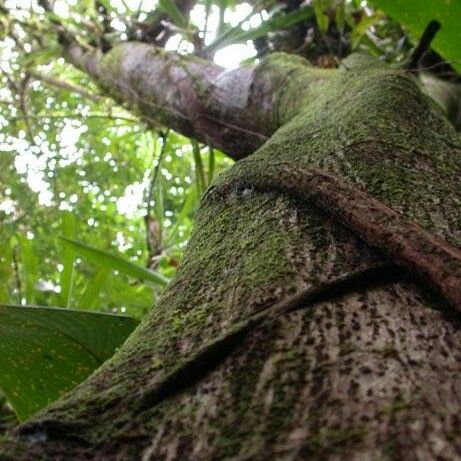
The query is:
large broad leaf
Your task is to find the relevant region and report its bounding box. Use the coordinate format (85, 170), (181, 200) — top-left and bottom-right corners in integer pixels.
(59, 237), (169, 287)
(0, 304), (139, 420)
(80, 267), (110, 309)
(369, 0), (461, 72)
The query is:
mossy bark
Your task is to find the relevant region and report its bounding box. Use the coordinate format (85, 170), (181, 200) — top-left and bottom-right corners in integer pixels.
(1, 53), (460, 460)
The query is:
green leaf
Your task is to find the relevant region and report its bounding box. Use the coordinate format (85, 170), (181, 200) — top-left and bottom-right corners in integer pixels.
(59, 212), (77, 307)
(158, 0), (189, 28)
(334, 0), (346, 35)
(350, 12), (384, 49)
(208, 146), (216, 185)
(166, 187), (198, 245)
(17, 235), (38, 304)
(192, 140), (206, 195)
(313, 0), (331, 34)
(214, 7), (314, 48)
(43, 10), (64, 24)
(20, 47), (61, 67)
(80, 267), (110, 309)
(368, 0), (461, 72)
(0, 304), (139, 420)
(59, 237), (169, 287)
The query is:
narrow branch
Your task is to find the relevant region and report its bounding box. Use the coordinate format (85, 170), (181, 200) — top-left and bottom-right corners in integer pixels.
(7, 113), (138, 123)
(146, 130), (169, 218)
(0, 66), (18, 92)
(12, 246), (22, 303)
(144, 130), (170, 267)
(18, 73), (36, 143)
(29, 71), (101, 102)
(406, 20), (441, 71)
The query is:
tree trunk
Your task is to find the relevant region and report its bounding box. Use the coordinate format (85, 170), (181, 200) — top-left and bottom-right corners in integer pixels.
(1, 50), (460, 460)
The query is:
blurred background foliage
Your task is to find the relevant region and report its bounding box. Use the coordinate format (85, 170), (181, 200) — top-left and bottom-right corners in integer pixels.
(0, 0), (459, 423)
(0, 64), (232, 317)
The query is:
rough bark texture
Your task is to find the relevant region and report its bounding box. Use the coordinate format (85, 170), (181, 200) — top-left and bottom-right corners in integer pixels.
(211, 164), (461, 310)
(1, 51), (460, 460)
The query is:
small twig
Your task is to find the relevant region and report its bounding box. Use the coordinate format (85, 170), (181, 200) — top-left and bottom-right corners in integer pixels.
(29, 71), (101, 103)
(0, 66), (39, 144)
(144, 131), (170, 268)
(406, 20), (441, 71)
(7, 113), (138, 123)
(0, 66), (18, 93)
(18, 73), (36, 143)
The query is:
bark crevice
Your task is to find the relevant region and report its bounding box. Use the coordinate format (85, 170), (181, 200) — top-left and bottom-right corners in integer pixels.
(136, 262), (404, 412)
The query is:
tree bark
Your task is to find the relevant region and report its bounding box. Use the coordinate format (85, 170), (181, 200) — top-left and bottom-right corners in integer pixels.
(62, 41), (315, 159)
(1, 49), (460, 460)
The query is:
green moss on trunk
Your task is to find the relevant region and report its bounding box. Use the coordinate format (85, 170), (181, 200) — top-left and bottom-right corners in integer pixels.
(1, 54), (460, 460)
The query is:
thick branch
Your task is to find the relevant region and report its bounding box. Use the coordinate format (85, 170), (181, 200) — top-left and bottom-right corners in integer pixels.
(62, 41), (306, 159)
